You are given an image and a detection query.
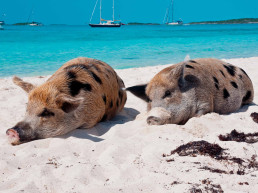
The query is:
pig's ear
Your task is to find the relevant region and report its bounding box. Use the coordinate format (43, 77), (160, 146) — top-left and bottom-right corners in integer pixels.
(126, 84), (149, 102)
(172, 64), (200, 89)
(171, 64), (186, 88)
(56, 94), (84, 113)
(13, 76), (35, 93)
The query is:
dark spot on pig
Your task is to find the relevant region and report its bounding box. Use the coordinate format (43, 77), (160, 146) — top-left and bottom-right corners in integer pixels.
(109, 101), (113, 108)
(91, 71), (102, 84)
(102, 95), (106, 104)
(213, 77), (219, 90)
(213, 77), (219, 84)
(189, 60), (198, 64)
(184, 75), (199, 83)
(89, 63), (101, 73)
(223, 64), (235, 76)
(69, 80), (92, 96)
(240, 68), (250, 79)
(116, 99), (119, 107)
(239, 75), (243, 79)
(65, 64), (102, 84)
(67, 71), (76, 79)
(220, 70), (225, 77)
(101, 114), (107, 122)
(38, 108), (55, 117)
(185, 65), (194, 69)
(242, 91), (251, 102)
(231, 81), (238, 89)
(223, 88), (230, 99)
(83, 84), (92, 92)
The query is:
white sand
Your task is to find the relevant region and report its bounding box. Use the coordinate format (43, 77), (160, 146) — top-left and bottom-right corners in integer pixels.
(0, 57), (258, 192)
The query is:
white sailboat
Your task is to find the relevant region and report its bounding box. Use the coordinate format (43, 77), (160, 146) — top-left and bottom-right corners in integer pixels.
(164, 0), (183, 25)
(0, 14), (5, 30)
(89, 0), (121, 27)
(27, 9), (43, 26)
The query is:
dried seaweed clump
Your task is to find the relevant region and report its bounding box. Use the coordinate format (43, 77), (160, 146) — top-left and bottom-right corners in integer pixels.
(219, 129), (258, 144)
(251, 112), (258, 123)
(168, 140), (224, 160)
(189, 179), (224, 193)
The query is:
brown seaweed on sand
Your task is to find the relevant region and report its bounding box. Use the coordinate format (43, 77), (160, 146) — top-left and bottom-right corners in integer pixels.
(219, 129), (258, 144)
(164, 140), (258, 175)
(251, 112), (258, 123)
(166, 140), (225, 160)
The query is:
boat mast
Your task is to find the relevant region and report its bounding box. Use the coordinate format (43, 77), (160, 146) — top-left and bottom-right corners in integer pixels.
(171, 0), (174, 22)
(100, 0), (102, 24)
(113, 0), (115, 22)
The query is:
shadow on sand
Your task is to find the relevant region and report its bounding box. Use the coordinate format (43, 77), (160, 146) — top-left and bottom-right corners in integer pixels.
(59, 107), (140, 142)
(235, 102), (257, 113)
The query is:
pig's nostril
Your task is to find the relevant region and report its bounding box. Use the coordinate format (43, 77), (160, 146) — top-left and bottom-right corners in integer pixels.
(147, 116), (162, 125)
(6, 128), (20, 145)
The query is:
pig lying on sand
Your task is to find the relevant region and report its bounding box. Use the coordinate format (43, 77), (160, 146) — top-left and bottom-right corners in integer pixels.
(127, 58), (254, 125)
(7, 57), (127, 145)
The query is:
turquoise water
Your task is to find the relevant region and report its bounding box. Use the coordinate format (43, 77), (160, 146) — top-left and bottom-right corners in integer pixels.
(0, 24), (258, 77)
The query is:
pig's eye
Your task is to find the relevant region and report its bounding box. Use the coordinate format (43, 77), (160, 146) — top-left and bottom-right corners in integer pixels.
(38, 109), (55, 117)
(162, 90), (171, 99)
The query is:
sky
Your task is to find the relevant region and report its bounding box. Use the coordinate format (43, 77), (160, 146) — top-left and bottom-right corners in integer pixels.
(1, 0), (258, 25)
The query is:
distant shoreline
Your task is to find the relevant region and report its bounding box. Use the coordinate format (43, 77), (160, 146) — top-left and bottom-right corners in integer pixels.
(189, 18), (258, 25)
(6, 18), (258, 26)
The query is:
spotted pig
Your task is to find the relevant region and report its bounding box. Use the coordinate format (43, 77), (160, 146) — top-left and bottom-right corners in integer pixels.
(6, 57), (127, 145)
(127, 58), (254, 125)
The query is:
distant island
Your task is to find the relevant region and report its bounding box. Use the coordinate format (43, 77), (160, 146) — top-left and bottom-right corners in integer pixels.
(190, 18), (258, 25)
(13, 23), (29, 26)
(127, 22), (160, 25)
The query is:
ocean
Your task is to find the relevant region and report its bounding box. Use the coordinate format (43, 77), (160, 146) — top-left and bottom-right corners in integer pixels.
(0, 24), (258, 77)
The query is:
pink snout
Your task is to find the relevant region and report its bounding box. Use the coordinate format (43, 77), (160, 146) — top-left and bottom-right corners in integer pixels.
(6, 128), (20, 145)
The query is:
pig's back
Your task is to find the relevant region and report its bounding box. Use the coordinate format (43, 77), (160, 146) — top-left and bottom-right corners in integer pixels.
(183, 58), (254, 114)
(48, 57), (127, 123)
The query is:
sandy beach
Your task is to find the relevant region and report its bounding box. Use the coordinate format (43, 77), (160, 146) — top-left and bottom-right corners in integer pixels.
(0, 57), (258, 192)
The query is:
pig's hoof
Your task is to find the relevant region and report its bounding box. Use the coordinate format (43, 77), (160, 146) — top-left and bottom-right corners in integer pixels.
(147, 116), (162, 125)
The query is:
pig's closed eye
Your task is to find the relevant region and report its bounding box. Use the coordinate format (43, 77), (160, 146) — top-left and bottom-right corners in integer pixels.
(38, 109), (55, 117)
(162, 90), (171, 99)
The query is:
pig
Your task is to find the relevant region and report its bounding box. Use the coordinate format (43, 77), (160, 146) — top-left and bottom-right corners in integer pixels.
(6, 57), (127, 145)
(127, 58), (254, 125)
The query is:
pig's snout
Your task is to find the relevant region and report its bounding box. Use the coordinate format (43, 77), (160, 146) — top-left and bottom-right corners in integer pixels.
(6, 128), (20, 145)
(6, 122), (35, 145)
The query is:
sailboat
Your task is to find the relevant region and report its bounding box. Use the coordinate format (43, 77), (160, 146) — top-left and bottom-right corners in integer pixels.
(27, 8), (43, 26)
(164, 0), (183, 25)
(0, 14), (5, 30)
(89, 0), (121, 27)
